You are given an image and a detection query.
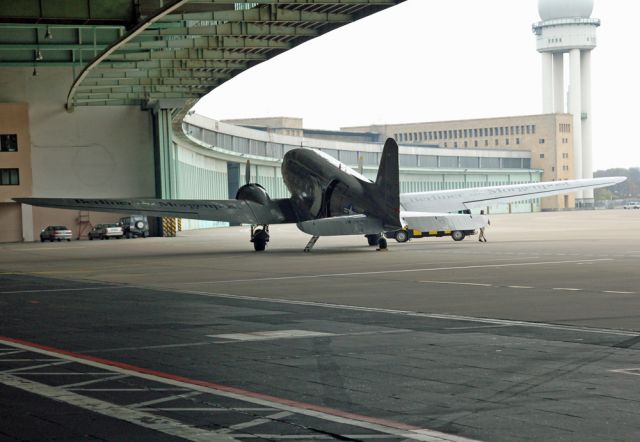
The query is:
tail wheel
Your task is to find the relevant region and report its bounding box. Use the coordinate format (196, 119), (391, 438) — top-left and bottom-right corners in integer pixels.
(252, 227), (269, 252)
(451, 230), (465, 241)
(394, 230), (409, 243)
(378, 237), (388, 249)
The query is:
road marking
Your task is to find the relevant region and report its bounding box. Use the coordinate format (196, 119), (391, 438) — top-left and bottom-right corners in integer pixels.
(128, 391), (202, 409)
(173, 290), (640, 338)
(552, 288), (583, 291)
(209, 330), (335, 342)
(0, 337), (480, 442)
(60, 374), (127, 388)
(507, 285), (534, 289)
(610, 368), (640, 377)
(0, 285), (128, 295)
(0, 373), (239, 442)
(180, 258), (613, 284)
(420, 281), (492, 287)
(603, 290), (636, 294)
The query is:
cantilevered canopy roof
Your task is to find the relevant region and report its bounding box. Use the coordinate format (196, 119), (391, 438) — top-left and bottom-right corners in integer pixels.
(0, 0), (404, 109)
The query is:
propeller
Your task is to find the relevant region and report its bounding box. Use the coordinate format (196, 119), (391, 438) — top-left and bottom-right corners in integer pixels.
(245, 160), (251, 185)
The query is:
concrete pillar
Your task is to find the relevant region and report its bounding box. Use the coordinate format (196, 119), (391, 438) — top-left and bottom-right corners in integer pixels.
(569, 48), (583, 200)
(553, 52), (564, 112)
(581, 50), (594, 201)
(541, 52), (553, 113)
(153, 108), (177, 199)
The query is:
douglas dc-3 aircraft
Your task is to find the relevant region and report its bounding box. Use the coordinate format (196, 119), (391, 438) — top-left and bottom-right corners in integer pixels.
(14, 138), (625, 252)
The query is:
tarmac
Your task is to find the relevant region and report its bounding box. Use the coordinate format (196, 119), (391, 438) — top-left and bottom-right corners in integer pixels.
(1, 209), (639, 441)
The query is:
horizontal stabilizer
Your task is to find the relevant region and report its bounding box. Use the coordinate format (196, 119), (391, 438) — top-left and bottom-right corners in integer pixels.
(297, 214), (384, 236)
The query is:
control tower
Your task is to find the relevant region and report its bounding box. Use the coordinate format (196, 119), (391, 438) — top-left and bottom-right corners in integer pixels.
(532, 0), (600, 205)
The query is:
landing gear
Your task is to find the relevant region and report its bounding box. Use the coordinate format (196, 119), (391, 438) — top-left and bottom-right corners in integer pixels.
(250, 225), (270, 251)
(366, 233), (380, 246)
(377, 236), (388, 251)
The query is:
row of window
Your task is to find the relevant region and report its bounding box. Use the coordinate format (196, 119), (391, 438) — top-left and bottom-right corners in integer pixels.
(559, 123), (571, 133)
(0, 168), (19, 185)
(187, 124), (532, 170)
(395, 125), (537, 143)
(0, 134), (17, 152)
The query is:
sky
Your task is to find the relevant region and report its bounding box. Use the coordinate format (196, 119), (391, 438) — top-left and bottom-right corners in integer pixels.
(193, 0), (640, 171)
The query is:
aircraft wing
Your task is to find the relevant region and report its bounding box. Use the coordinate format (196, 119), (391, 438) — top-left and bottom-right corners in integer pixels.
(13, 197), (295, 225)
(400, 176), (626, 213)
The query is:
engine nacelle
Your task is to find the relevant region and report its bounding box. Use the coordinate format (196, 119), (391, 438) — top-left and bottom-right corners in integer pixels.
(236, 183), (271, 205)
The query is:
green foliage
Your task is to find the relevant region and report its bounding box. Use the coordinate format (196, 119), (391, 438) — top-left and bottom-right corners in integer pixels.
(594, 167), (640, 199)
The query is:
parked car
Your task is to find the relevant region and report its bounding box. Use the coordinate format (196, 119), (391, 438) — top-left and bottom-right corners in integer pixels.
(40, 226), (72, 242)
(88, 223), (123, 240)
(118, 215), (149, 238)
(623, 202), (640, 209)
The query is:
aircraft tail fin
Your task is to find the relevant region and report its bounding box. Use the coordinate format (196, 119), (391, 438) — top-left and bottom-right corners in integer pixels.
(371, 138), (401, 230)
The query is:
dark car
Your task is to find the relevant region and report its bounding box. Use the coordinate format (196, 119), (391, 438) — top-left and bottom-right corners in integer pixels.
(88, 223), (124, 240)
(40, 225), (72, 242)
(118, 215), (149, 238)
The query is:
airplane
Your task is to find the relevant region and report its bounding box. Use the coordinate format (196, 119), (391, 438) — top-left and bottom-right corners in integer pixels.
(14, 138), (625, 252)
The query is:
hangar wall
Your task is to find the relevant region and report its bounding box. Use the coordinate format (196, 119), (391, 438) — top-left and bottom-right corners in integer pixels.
(0, 68), (155, 241)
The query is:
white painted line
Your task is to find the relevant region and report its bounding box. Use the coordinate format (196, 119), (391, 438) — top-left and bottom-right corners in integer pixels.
(209, 330), (335, 342)
(182, 258), (613, 284)
(603, 291), (636, 295)
(0, 286), (127, 295)
(0, 339), (480, 442)
(225, 411), (293, 432)
(552, 288), (583, 291)
(420, 281), (492, 287)
(70, 388), (189, 392)
(138, 407), (277, 412)
(178, 290), (640, 338)
(507, 286), (534, 289)
(1, 361), (70, 374)
(610, 368), (640, 376)
(128, 391), (202, 408)
(60, 374), (127, 388)
(0, 373), (239, 442)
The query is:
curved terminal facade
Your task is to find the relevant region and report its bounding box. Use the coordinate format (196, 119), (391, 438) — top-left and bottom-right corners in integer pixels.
(175, 113), (543, 230)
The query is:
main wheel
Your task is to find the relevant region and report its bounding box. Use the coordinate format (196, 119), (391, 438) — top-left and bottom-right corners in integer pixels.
(366, 234), (380, 246)
(394, 230), (409, 243)
(253, 229), (268, 252)
(451, 230), (465, 241)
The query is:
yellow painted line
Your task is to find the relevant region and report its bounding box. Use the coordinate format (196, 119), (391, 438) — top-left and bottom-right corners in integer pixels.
(420, 280), (492, 287)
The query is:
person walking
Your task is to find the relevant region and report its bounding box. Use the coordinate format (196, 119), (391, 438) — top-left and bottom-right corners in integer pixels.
(478, 209), (490, 242)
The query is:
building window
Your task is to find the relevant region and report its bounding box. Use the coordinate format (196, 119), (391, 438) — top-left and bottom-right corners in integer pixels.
(464, 141), (468, 147)
(0, 134), (18, 152)
(484, 140), (489, 147)
(444, 142), (448, 147)
(499, 127), (504, 136)
(516, 138), (520, 144)
(505, 138), (509, 145)
(552, 166), (555, 172)
(540, 153), (545, 159)
(495, 139), (499, 146)
(532, 125), (536, 134)
(473, 129), (478, 137)
(0, 168), (19, 185)
(539, 138), (545, 144)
